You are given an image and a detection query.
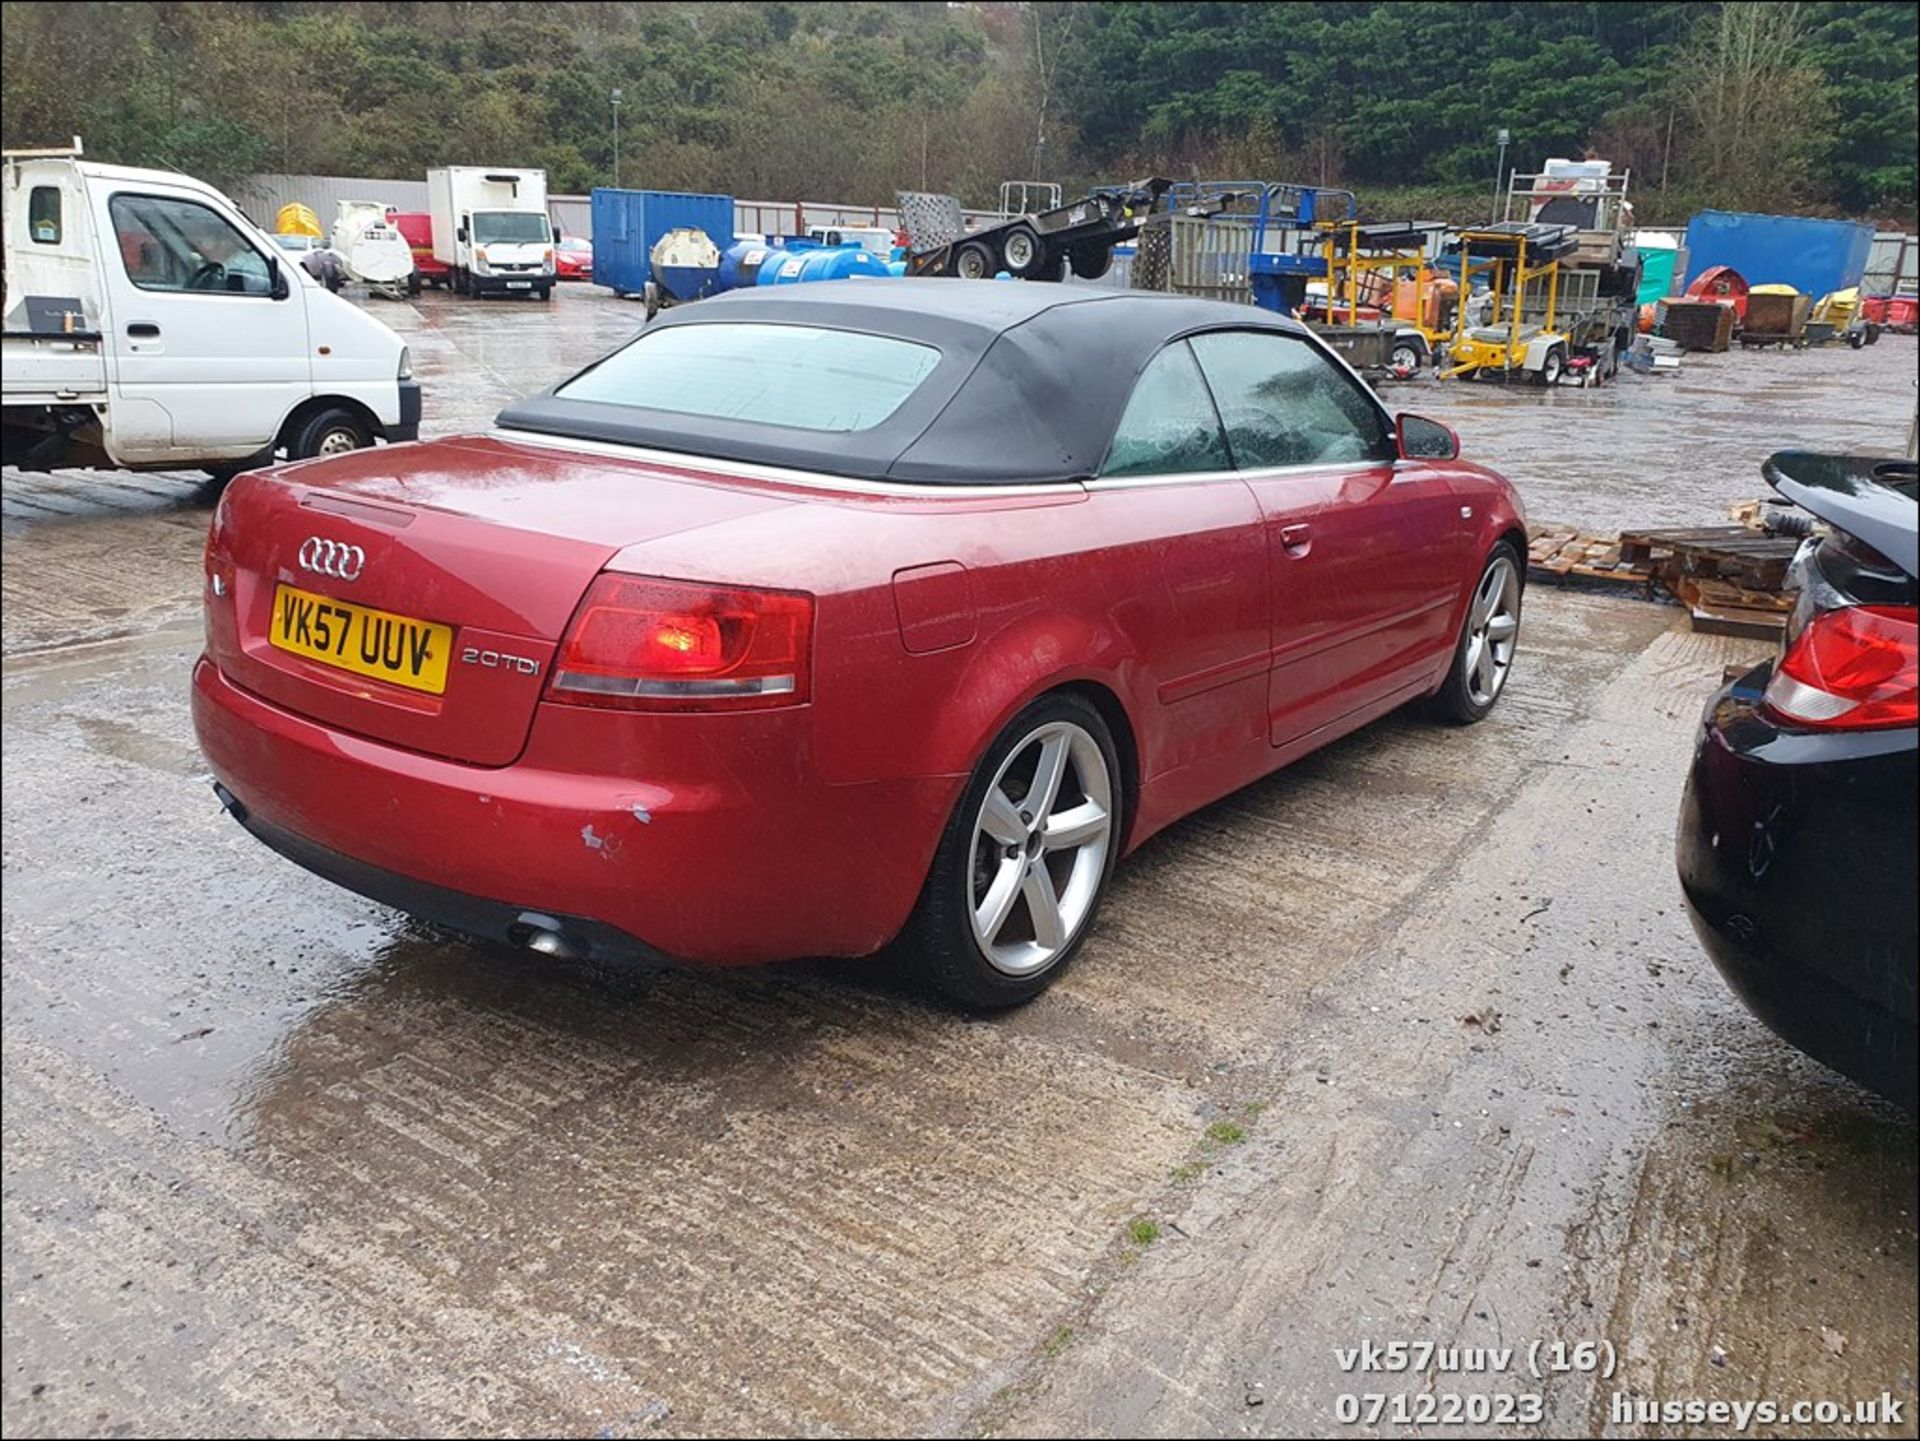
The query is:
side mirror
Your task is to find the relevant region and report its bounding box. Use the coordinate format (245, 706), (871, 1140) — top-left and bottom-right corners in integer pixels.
(456, 224), (468, 243)
(1396, 412), (1459, 462)
(270, 260), (291, 301)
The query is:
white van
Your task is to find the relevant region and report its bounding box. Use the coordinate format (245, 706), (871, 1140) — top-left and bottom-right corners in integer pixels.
(2, 143), (419, 480)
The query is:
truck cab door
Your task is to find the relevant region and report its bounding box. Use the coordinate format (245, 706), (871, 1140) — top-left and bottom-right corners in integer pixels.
(94, 184), (310, 464)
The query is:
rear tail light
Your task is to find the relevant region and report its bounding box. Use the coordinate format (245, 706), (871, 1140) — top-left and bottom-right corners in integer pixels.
(547, 573), (813, 711)
(1762, 603), (1918, 730)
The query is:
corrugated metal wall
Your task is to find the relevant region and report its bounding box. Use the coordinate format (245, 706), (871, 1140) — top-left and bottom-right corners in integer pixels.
(235, 173), (430, 229)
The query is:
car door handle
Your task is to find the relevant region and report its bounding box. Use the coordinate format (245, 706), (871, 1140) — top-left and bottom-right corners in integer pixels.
(1280, 523), (1313, 558)
(126, 322), (161, 338)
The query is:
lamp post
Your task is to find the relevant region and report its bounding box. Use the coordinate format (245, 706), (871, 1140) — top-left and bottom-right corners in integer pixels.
(611, 87), (623, 188)
(1491, 127), (1510, 223)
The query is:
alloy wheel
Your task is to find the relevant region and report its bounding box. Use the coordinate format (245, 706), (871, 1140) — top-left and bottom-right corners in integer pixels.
(968, 720), (1114, 977)
(1463, 555), (1520, 706)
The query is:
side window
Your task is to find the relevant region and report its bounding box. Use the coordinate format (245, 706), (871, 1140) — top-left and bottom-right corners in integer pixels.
(1188, 331), (1395, 469)
(1100, 341), (1230, 478)
(108, 193), (273, 296)
(28, 186), (62, 244)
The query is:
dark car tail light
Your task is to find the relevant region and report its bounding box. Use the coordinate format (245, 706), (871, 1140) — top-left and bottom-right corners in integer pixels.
(1762, 603), (1918, 731)
(547, 573), (813, 710)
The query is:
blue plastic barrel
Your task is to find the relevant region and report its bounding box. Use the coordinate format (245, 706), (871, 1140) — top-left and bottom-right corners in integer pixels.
(757, 246), (892, 285)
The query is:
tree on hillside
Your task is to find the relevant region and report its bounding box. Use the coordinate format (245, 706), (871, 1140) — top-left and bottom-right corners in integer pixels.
(1670, 1), (1833, 210)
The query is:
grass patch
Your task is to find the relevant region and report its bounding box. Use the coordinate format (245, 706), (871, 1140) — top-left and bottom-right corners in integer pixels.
(1203, 1119), (1247, 1147)
(1169, 1161), (1206, 1185)
(1127, 1216), (1161, 1246)
(1042, 1325), (1074, 1358)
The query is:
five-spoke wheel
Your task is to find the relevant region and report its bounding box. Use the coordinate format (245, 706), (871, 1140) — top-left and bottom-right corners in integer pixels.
(908, 693), (1121, 1008)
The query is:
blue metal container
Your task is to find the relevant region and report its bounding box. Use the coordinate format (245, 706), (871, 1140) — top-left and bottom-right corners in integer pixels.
(755, 246), (892, 285)
(590, 188), (734, 297)
(1681, 211), (1875, 298)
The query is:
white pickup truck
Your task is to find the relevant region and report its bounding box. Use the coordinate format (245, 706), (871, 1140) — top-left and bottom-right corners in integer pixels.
(2, 143), (420, 481)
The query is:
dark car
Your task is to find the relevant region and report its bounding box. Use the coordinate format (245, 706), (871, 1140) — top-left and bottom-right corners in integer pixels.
(1677, 452), (1918, 1106)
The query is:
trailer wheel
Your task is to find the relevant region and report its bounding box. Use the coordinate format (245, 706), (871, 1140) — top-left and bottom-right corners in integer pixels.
(953, 241), (997, 281)
(1390, 337), (1427, 373)
(1537, 345), (1567, 387)
(1001, 225), (1046, 278)
(1068, 244), (1113, 281)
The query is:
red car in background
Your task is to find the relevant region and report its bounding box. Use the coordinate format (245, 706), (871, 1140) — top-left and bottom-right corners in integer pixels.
(392, 211), (449, 289)
(554, 234), (593, 281)
(193, 282), (1526, 1008)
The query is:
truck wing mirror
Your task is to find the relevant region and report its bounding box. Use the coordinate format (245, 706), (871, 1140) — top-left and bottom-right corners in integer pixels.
(457, 224), (468, 243)
(270, 259), (291, 301)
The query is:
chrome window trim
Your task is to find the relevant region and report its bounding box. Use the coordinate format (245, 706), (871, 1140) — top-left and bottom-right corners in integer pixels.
(492, 429), (1415, 499)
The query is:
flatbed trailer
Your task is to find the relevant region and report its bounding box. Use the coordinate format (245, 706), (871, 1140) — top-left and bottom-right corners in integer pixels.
(904, 178), (1174, 282)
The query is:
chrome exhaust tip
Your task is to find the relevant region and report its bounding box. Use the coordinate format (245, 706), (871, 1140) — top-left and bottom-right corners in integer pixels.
(510, 912), (584, 960)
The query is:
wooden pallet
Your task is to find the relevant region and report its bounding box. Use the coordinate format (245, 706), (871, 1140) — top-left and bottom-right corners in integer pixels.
(1525, 527), (1658, 590)
(1528, 523), (1799, 637)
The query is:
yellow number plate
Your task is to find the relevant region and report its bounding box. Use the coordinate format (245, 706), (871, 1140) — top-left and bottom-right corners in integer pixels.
(270, 583), (452, 695)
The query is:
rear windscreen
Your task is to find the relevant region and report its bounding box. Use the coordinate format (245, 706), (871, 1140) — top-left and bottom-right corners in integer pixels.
(555, 322), (942, 433)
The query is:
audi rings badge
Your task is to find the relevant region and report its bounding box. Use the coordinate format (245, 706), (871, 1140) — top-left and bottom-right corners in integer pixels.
(297, 536), (366, 582)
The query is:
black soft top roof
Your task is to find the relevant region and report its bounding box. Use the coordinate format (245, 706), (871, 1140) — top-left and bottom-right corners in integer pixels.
(495, 279), (1315, 484)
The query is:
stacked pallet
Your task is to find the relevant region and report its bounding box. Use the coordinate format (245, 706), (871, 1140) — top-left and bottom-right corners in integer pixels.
(1527, 523), (1802, 638)
(1618, 526), (1801, 638)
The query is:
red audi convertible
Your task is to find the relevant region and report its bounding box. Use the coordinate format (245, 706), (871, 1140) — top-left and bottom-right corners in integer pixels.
(193, 281), (1526, 1006)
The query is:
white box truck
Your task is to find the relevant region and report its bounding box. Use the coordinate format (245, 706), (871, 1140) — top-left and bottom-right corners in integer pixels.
(426, 166), (555, 299)
(2, 142), (420, 481)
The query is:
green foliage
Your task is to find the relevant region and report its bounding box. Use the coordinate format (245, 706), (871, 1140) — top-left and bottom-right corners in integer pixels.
(0, 1), (1910, 219)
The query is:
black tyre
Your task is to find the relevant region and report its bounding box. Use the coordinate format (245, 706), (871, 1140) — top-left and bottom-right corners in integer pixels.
(1068, 244), (1113, 280)
(452, 267), (469, 296)
(1389, 336), (1427, 372)
(953, 241), (997, 281)
(1000, 225), (1046, 278)
(287, 406), (373, 461)
(538, 285), (553, 301)
(1537, 345), (1567, 386)
(406, 272), (422, 298)
(905, 692), (1123, 1009)
(1431, 541), (1524, 724)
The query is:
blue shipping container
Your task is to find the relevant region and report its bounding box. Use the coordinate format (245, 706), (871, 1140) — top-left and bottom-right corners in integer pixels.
(590, 188), (734, 297)
(1681, 210), (1874, 298)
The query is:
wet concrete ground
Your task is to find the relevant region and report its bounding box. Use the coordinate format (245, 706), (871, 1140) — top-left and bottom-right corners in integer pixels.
(3, 288), (1915, 1437)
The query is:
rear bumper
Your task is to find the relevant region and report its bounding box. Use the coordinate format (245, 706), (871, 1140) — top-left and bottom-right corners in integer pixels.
(1676, 665), (1918, 1106)
(214, 782), (671, 967)
(191, 656), (959, 966)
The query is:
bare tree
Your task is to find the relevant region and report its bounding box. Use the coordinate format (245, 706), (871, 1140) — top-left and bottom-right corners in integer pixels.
(1028, 2), (1082, 179)
(1672, 1), (1833, 209)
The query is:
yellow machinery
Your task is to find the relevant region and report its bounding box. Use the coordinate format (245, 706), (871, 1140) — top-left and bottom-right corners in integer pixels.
(1441, 223), (1580, 384)
(1305, 219), (1456, 371)
(275, 202), (322, 238)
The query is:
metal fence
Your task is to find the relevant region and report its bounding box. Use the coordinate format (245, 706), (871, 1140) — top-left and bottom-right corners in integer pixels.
(237, 173), (998, 242)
